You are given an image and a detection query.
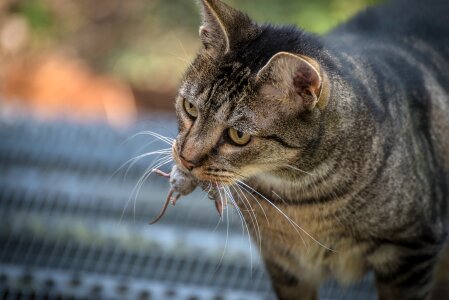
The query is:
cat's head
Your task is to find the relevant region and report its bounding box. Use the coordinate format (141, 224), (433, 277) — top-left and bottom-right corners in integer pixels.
(173, 0), (331, 184)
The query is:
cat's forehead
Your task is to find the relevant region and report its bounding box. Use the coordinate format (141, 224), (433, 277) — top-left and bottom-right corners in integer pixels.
(182, 59), (253, 104)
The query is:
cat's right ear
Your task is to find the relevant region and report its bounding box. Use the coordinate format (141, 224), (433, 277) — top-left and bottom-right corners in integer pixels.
(197, 0), (260, 56)
(256, 52), (329, 112)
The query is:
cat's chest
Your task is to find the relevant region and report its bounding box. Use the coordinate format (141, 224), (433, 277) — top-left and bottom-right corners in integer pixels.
(237, 196), (369, 284)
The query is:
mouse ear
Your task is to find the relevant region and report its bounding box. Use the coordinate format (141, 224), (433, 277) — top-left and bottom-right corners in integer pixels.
(257, 52), (329, 112)
(198, 0), (260, 56)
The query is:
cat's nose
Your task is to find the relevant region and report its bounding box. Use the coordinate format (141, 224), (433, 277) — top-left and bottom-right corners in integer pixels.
(179, 155), (196, 171)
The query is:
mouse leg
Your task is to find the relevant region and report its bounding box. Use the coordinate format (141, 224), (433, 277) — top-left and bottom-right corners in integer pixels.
(170, 193), (182, 206)
(153, 169), (170, 178)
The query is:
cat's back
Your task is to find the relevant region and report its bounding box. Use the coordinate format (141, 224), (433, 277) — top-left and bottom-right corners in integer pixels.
(326, 0), (449, 182)
(328, 0), (449, 53)
(325, 0), (449, 73)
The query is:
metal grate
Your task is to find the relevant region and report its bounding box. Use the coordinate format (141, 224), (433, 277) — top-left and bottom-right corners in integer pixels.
(0, 113), (377, 299)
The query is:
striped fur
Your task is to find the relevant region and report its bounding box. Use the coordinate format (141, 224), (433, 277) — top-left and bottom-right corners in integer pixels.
(173, 0), (449, 299)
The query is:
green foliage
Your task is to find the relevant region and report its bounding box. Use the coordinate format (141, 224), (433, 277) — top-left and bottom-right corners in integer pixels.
(233, 0), (382, 33)
(129, 0), (385, 34)
(142, 0), (383, 34)
(17, 0), (54, 35)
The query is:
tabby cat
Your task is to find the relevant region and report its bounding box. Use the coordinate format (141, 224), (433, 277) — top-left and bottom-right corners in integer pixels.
(170, 0), (449, 299)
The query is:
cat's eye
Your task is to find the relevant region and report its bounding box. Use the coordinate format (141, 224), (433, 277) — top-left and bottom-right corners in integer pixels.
(183, 98), (198, 119)
(227, 128), (251, 146)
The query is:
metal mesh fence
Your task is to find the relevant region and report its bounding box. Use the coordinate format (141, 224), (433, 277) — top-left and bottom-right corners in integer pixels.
(0, 114), (377, 300)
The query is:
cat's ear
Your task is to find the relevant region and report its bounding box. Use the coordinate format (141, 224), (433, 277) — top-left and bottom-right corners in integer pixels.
(198, 0), (260, 56)
(256, 52), (329, 112)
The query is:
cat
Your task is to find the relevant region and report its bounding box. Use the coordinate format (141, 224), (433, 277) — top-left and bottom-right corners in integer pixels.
(169, 0), (449, 299)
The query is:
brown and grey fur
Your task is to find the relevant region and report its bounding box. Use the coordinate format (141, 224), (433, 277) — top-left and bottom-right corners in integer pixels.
(170, 0), (449, 299)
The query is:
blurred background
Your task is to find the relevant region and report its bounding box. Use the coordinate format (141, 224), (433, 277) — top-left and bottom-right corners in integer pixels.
(0, 0), (381, 299)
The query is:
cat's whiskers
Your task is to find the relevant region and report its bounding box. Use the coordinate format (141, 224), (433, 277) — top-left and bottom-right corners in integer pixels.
(246, 190), (270, 224)
(135, 138), (169, 155)
(214, 182), (231, 273)
(120, 130), (172, 145)
(236, 180), (337, 253)
(231, 184), (263, 252)
(124, 150), (173, 180)
(229, 185), (258, 235)
(217, 182), (227, 224)
(223, 186), (245, 238)
(286, 164), (315, 176)
(118, 131), (177, 223)
(116, 130), (175, 178)
(110, 148), (172, 181)
(231, 171), (270, 224)
(271, 190), (287, 205)
(210, 182), (230, 231)
(129, 131), (175, 146)
(237, 180), (309, 251)
(134, 156), (173, 219)
(223, 185), (254, 273)
(121, 155), (173, 223)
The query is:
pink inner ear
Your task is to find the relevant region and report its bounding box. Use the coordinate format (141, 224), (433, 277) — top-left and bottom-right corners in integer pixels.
(293, 66), (320, 96)
(293, 71), (311, 95)
(291, 64), (321, 110)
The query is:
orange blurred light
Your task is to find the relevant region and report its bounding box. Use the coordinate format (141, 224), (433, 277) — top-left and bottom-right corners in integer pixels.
(2, 54), (137, 128)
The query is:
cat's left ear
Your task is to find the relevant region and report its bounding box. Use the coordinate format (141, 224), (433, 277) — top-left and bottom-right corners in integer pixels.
(198, 0), (260, 56)
(256, 52), (329, 112)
